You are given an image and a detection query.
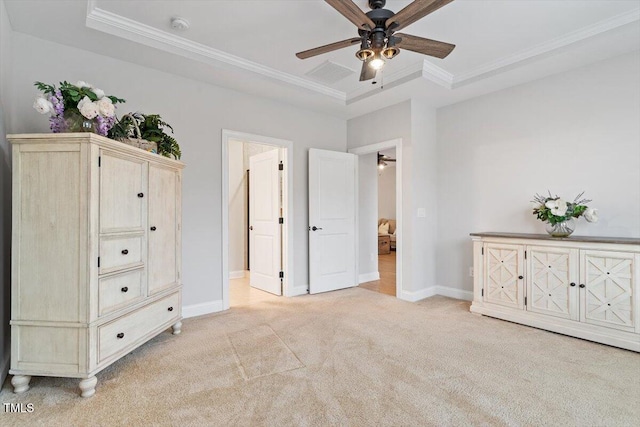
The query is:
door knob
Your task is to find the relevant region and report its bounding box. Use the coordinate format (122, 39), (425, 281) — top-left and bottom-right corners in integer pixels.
(249, 226), (253, 231)
(311, 226), (323, 231)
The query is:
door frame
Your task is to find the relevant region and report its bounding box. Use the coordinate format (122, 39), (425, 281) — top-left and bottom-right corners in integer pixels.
(221, 130), (294, 310)
(348, 138), (403, 299)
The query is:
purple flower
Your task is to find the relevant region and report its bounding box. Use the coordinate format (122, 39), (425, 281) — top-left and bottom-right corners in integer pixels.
(95, 114), (116, 136)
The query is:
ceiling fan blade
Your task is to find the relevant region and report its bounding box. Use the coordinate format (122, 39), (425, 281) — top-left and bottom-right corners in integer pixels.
(386, 0), (455, 32)
(325, 0), (376, 30)
(296, 37), (361, 59)
(395, 33), (455, 59)
(360, 61), (376, 81)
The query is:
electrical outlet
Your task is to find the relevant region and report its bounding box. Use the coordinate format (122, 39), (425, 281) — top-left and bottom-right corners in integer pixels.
(469, 267), (474, 277)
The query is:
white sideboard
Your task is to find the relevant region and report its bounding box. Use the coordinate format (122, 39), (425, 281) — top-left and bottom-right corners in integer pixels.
(8, 133), (185, 397)
(470, 232), (640, 352)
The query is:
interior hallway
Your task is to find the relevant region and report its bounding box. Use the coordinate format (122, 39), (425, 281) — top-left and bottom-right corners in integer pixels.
(230, 274), (280, 307)
(359, 251), (396, 297)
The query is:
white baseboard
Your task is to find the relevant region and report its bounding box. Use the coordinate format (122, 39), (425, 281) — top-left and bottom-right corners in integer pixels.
(398, 285), (473, 302)
(435, 285), (473, 301)
(289, 285), (309, 297)
(229, 270), (246, 279)
(1, 349), (10, 386)
(182, 300), (225, 319)
(398, 286), (438, 302)
(359, 272), (380, 284)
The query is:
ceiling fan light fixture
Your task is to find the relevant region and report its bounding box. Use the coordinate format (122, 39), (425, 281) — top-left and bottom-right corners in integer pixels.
(382, 46), (400, 59)
(355, 48), (374, 61)
(369, 52), (385, 70)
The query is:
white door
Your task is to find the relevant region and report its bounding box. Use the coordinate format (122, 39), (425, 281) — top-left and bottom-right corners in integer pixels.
(249, 149), (282, 295)
(308, 149), (357, 294)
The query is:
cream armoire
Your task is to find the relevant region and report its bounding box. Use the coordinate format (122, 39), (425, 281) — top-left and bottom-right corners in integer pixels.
(8, 133), (184, 397)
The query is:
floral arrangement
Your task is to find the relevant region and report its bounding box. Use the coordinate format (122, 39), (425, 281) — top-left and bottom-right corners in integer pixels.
(531, 191), (598, 225)
(33, 81), (125, 136)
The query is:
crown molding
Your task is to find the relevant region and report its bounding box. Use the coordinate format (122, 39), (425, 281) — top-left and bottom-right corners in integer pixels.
(450, 7), (640, 88)
(421, 61), (453, 89)
(85, 2), (346, 101)
(84, 1), (639, 107)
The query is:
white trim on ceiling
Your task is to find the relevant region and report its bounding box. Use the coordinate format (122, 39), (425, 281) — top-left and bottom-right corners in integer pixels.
(85, 1), (639, 105)
(85, 1), (346, 101)
(451, 7), (640, 88)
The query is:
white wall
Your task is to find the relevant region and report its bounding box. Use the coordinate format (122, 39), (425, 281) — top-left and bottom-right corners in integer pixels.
(0, 0), (12, 384)
(357, 152), (378, 281)
(437, 51), (640, 293)
(228, 139), (245, 276)
(349, 100), (429, 298)
(5, 31), (347, 309)
(410, 100), (439, 298)
(378, 165), (396, 219)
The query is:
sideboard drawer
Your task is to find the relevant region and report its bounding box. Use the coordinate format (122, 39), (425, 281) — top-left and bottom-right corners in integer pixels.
(99, 235), (144, 274)
(98, 269), (145, 317)
(98, 292), (180, 363)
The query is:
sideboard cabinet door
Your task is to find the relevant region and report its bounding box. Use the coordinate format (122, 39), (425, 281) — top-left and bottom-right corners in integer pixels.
(148, 164), (179, 295)
(526, 246), (579, 320)
(99, 150), (147, 234)
(484, 243), (525, 309)
(580, 250), (635, 332)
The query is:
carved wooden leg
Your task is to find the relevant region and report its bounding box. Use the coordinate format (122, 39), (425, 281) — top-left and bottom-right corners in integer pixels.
(11, 375), (31, 393)
(79, 376), (97, 398)
(172, 321), (182, 335)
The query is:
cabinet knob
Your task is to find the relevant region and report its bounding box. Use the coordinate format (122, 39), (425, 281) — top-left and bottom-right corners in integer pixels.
(117, 333), (124, 339)
(249, 226), (253, 231)
(150, 226), (157, 231)
(121, 287), (128, 293)
(121, 249), (129, 255)
(137, 193), (144, 198)
(518, 275), (523, 280)
(579, 284), (585, 288)
(570, 282), (576, 287)
(167, 307), (174, 312)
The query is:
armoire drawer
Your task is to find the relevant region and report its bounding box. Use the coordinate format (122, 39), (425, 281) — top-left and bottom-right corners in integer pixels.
(99, 235), (144, 274)
(98, 292), (180, 363)
(98, 269), (145, 316)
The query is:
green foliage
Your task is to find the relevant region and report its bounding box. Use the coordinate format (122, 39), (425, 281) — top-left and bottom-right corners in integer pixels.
(108, 113), (181, 160)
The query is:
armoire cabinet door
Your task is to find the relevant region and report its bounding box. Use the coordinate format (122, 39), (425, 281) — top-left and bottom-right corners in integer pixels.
(100, 150), (147, 233)
(148, 164), (178, 295)
(484, 243), (525, 309)
(581, 250), (635, 332)
(526, 246), (579, 320)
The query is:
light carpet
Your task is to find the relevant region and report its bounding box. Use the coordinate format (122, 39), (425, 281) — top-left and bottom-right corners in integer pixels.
(1, 288), (639, 426)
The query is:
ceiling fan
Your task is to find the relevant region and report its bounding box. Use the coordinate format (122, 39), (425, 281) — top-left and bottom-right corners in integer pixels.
(378, 152), (396, 169)
(296, 0), (456, 82)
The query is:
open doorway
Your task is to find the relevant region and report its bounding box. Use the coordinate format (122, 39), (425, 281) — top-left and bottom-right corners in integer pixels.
(349, 139), (403, 298)
(222, 130), (294, 310)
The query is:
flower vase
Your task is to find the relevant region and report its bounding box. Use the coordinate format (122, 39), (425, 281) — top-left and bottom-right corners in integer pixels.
(60, 110), (95, 133)
(545, 218), (576, 237)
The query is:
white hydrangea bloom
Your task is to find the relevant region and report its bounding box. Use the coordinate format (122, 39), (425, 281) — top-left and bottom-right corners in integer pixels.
(33, 96), (54, 115)
(97, 97), (115, 117)
(584, 207), (599, 223)
(78, 96), (99, 119)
